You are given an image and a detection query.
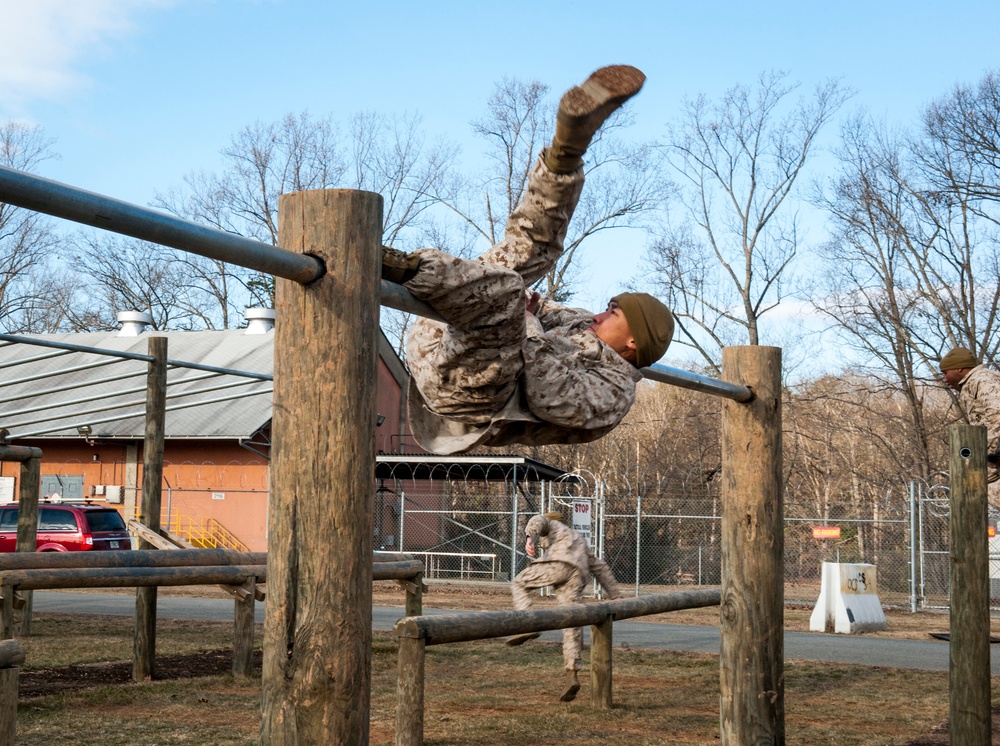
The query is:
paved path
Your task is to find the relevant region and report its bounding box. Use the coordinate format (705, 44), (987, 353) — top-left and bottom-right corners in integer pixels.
(30, 591), (993, 674)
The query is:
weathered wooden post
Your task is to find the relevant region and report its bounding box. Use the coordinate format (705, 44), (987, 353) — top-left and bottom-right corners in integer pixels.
(395, 634), (426, 746)
(0, 638), (24, 744)
(405, 571), (424, 617)
(948, 424), (991, 745)
(719, 346), (784, 745)
(233, 575), (257, 678)
(134, 335), (167, 682)
(261, 189), (382, 744)
(12, 449), (41, 636)
(590, 615), (613, 709)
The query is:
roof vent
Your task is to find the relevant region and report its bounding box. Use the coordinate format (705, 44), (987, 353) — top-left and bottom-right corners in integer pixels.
(117, 311), (153, 337)
(245, 307), (276, 335)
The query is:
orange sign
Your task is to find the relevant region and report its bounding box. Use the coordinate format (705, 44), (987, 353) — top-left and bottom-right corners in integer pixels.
(813, 526), (841, 539)
(990, 526), (997, 538)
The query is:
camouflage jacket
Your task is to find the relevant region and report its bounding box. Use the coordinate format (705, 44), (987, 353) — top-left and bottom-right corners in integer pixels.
(407, 297), (642, 455)
(525, 514), (621, 597)
(958, 365), (1000, 481)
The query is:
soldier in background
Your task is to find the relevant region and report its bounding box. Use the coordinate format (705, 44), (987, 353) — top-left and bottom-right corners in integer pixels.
(940, 346), (1000, 507)
(505, 510), (622, 702)
(381, 65), (673, 455)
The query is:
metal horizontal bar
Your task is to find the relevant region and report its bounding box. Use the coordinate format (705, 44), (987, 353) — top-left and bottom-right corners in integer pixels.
(384, 279), (752, 401)
(0, 165), (324, 284)
(641, 363), (753, 402)
(0, 168), (748, 401)
(7, 384), (272, 439)
(0, 333), (273, 381)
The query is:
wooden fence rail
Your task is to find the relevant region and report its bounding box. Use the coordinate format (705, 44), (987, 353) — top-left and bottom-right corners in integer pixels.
(0, 548), (265, 571)
(393, 589), (721, 746)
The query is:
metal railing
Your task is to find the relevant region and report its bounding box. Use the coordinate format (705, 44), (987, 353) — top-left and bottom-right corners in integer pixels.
(0, 164), (752, 402)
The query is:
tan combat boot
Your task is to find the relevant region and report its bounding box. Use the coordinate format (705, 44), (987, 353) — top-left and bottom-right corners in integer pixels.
(381, 245), (421, 284)
(544, 65), (647, 174)
(559, 669), (581, 702)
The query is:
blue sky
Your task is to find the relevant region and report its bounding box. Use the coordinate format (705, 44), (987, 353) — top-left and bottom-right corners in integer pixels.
(3, 0), (1000, 365)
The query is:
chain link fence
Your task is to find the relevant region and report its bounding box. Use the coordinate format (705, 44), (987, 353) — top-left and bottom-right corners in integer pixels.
(383, 474), (1000, 611)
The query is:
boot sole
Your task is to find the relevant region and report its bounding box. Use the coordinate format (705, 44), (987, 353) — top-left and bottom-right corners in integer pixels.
(560, 65), (646, 120)
(505, 632), (541, 646)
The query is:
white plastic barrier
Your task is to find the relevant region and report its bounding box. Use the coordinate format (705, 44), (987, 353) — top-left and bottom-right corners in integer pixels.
(809, 562), (887, 634)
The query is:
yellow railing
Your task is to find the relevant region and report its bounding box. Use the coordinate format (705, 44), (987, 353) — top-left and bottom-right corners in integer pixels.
(126, 509), (249, 552)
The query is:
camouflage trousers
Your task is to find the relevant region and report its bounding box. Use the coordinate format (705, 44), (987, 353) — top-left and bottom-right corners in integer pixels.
(512, 560), (587, 671)
(404, 155), (584, 423)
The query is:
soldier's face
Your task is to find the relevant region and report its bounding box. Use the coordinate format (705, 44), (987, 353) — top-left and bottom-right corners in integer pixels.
(942, 368), (967, 389)
(589, 302), (636, 359)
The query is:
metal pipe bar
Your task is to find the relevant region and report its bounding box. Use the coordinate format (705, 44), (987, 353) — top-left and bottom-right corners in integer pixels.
(8, 385), (271, 439)
(0, 357), (122, 387)
(642, 363), (753, 402)
(0, 168), (749, 401)
(0, 165), (324, 284)
(0, 347), (72, 370)
(0, 369), (213, 406)
(381, 280), (752, 401)
(0, 333), (273, 381)
(2, 373), (263, 420)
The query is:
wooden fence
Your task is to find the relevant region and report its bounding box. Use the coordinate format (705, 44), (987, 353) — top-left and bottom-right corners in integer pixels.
(393, 589), (721, 746)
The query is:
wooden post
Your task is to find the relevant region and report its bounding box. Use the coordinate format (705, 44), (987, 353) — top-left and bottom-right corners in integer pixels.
(0, 639), (23, 746)
(590, 615), (613, 709)
(133, 335), (167, 682)
(233, 575), (257, 678)
(0, 588), (11, 640)
(719, 346), (784, 745)
(261, 189), (382, 744)
(948, 424), (991, 745)
(14, 456), (40, 636)
(395, 635), (426, 746)
(405, 572), (423, 617)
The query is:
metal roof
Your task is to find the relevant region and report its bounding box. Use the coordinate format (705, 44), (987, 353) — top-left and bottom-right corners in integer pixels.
(0, 328), (274, 441)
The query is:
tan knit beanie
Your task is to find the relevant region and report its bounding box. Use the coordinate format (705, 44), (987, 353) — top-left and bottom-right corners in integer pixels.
(939, 347), (979, 371)
(612, 292), (674, 368)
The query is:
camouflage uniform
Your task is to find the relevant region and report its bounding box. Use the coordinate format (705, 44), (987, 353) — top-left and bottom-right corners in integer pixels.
(956, 364), (1000, 507)
(511, 515), (621, 672)
(403, 154), (642, 455)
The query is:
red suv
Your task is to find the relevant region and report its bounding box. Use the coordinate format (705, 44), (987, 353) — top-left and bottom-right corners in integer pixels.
(0, 503), (133, 552)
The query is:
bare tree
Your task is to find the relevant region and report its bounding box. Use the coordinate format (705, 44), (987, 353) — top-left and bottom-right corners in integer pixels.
(66, 234), (204, 331)
(646, 71), (850, 371)
(815, 71), (1000, 482)
(0, 122), (67, 332)
(433, 76), (666, 303)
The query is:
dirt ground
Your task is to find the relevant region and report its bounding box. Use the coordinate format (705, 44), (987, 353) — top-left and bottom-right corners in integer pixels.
(20, 582), (1000, 743)
(19, 648), (261, 698)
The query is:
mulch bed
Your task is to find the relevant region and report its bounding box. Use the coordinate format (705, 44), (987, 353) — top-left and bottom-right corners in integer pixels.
(18, 648), (262, 698)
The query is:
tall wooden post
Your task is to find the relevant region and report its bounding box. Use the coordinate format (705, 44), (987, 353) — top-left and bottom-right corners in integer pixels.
(134, 335), (167, 682)
(719, 346), (784, 745)
(261, 189), (382, 744)
(948, 424), (991, 745)
(14, 455), (40, 636)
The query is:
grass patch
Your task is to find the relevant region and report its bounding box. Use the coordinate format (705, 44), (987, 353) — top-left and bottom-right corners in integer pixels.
(10, 612), (999, 745)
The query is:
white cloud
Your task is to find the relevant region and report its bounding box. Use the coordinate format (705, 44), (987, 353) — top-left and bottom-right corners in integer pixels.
(0, 0), (176, 112)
